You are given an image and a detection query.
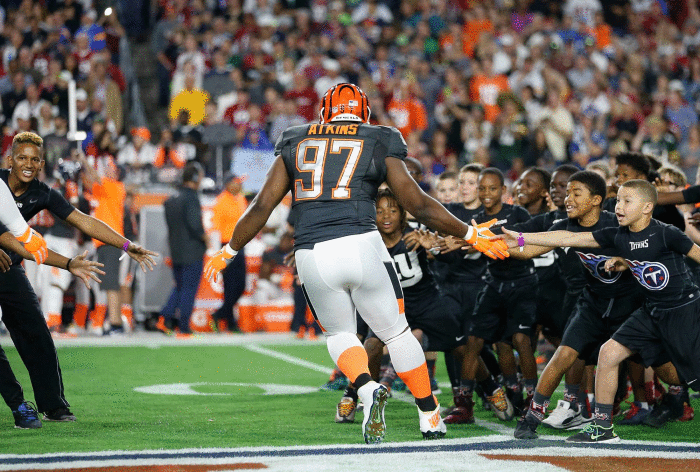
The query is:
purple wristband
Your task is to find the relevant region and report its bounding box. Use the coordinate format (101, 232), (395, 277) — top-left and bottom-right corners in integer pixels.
(517, 233), (525, 252)
(122, 240), (131, 252)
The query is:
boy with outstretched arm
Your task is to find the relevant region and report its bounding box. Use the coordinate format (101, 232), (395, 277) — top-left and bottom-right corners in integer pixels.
(508, 171), (644, 439)
(500, 179), (700, 443)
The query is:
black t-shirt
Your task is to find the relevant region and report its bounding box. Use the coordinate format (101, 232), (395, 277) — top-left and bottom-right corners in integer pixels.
(549, 211), (638, 299)
(513, 209), (567, 283)
(0, 169), (76, 264)
(277, 123), (406, 250)
(592, 219), (697, 309)
(431, 203), (487, 284)
(474, 204), (535, 280)
(603, 197), (685, 231)
(387, 231), (438, 317)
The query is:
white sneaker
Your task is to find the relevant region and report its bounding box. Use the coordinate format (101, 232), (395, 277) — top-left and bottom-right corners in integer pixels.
(358, 382), (388, 444)
(542, 399), (592, 430)
(418, 404), (446, 439)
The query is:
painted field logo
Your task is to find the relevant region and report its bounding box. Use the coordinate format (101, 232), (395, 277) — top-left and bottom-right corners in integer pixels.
(575, 252), (622, 284)
(134, 382), (317, 396)
(627, 260), (669, 290)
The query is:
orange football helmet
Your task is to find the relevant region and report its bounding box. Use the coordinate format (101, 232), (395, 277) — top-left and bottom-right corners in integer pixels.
(319, 83), (371, 124)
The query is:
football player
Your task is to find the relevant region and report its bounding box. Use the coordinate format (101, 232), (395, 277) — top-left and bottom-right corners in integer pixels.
(204, 83), (508, 443)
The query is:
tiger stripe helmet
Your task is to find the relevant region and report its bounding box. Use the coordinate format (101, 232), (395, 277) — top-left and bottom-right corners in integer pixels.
(319, 83), (371, 124)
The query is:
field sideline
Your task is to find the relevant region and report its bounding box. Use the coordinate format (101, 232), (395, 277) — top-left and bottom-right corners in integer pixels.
(0, 332), (698, 471)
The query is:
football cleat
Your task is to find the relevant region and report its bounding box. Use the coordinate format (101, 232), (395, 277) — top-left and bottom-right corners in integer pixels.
(542, 400), (593, 430)
(486, 387), (514, 421)
(358, 382), (388, 444)
(566, 423), (620, 443)
(320, 375), (349, 392)
(12, 402), (42, 429)
(514, 416), (539, 439)
(43, 407), (76, 422)
(335, 396), (357, 423)
(419, 404), (446, 440)
(618, 401), (651, 426)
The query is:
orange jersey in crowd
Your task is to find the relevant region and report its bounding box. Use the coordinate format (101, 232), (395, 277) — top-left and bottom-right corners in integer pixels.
(211, 190), (248, 243)
(469, 74), (509, 122)
(386, 97), (428, 139)
(91, 178), (125, 248)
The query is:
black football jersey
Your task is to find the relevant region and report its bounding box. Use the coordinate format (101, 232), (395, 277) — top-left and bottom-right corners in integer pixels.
(0, 169), (76, 264)
(513, 209), (565, 283)
(592, 219), (697, 309)
(474, 204), (535, 280)
(431, 203), (487, 284)
(549, 211), (638, 299)
(387, 231), (438, 317)
(276, 123), (407, 250)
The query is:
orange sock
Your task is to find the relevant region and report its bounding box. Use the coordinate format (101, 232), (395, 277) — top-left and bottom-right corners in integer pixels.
(121, 304), (133, 327)
(396, 362), (433, 400)
(336, 346), (371, 384)
(73, 304), (88, 328)
(47, 313), (61, 329)
(90, 304), (107, 329)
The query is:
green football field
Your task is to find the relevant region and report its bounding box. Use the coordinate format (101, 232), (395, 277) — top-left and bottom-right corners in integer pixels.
(0, 335), (698, 456)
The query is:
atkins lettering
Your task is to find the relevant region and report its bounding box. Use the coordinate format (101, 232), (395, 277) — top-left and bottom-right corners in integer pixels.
(629, 239), (649, 250)
(307, 124), (359, 135)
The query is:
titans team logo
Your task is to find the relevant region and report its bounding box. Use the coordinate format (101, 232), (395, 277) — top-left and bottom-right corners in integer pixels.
(575, 252), (622, 284)
(626, 260), (670, 290)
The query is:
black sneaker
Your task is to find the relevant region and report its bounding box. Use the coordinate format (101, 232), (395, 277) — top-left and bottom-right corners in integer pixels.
(514, 416), (539, 439)
(566, 423), (620, 443)
(43, 407), (76, 422)
(12, 402), (42, 429)
(643, 397), (684, 428)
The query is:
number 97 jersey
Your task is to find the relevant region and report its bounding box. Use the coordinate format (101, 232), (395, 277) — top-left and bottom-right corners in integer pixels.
(276, 122), (407, 250)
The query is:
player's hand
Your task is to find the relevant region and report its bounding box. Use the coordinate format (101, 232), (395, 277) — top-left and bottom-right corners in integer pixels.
(127, 243), (159, 272)
(204, 246), (235, 283)
(0, 249), (11, 272)
(69, 250), (106, 289)
(468, 219), (509, 260)
(18, 227), (48, 264)
(687, 213), (700, 226)
(604, 256), (629, 272)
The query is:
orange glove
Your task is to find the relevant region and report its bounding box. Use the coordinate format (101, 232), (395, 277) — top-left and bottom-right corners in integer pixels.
(465, 219), (510, 260)
(18, 227), (48, 264)
(204, 245), (237, 282)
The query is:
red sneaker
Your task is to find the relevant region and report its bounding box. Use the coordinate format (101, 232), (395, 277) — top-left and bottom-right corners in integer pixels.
(678, 403), (695, 422)
(444, 397), (474, 424)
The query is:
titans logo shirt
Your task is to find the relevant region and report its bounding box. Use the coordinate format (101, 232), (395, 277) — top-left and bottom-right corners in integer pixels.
(592, 219), (697, 309)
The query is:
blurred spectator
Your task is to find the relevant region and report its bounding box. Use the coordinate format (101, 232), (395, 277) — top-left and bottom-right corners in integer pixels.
(118, 127), (157, 168)
(256, 230), (296, 304)
(313, 60), (346, 98)
(469, 56), (509, 122)
(387, 79), (428, 140)
(269, 97), (305, 143)
(12, 83), (48, 131)
(43, 114), (70, 174)
(570, 114), (607, 167)
(85, 55), (122, 133)
(159, 162), (207, 336)
(491, 93), (528, 170)
(666, 83), (698, 143)
(680, 125), (700, 171)
(210, 173), (248, 332)
(1, 71), (27, 121)
(231, 126), (275, 193)
(154, 128), (186, 169)
(633, 115), (680, 164)
(539, 88), (574, 163)
(283, 73), (318, 122)
(75, 9), (106, 52)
